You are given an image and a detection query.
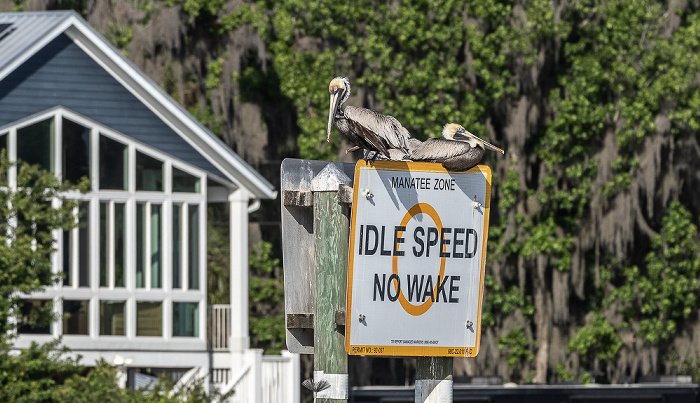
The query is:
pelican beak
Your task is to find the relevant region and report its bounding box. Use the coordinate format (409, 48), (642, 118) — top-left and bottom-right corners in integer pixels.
(327, 90), (341, 142)
(483, 141), (505, 154)
(454, 128), (504, 154)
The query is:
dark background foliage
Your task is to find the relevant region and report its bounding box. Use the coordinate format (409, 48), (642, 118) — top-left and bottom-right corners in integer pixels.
(4, 0), (700, 386)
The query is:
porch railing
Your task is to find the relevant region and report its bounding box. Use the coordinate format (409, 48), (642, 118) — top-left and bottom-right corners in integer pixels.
(207, 304), (231, 351)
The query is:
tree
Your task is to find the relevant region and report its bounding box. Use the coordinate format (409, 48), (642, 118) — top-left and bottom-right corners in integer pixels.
(16, 0), (700, 384)
(0, 155), (89, 343)
(0, 156), (225, 401)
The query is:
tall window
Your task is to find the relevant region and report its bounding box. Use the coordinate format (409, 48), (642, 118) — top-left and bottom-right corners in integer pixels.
(17, 118), (54, 171)
(136, 302), (162, 336)
(63, 300), (88, 335)
(136, 203), (162, 288)
(136, 152), (163, 191)
(99, 135), (127, 190)
(189, 205), (199, 290)
(173, 302), (198, 337)
(100, 202), (126, 288)
(99, 300), (125, 336)
(62, 118), (90, 184)
(63, 202), (90, 288)
(172, 204), (181, 289)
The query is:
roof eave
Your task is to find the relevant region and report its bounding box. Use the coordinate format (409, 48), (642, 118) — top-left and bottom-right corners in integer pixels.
(0, 11), (277, 200)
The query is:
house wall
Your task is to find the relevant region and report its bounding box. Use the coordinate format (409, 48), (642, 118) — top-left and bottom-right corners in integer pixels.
(0, 33), (225, 179)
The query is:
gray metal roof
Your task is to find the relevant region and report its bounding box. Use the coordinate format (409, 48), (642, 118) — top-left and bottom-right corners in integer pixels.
(0, 11), (74, 81)
(0, 11), (276, 199)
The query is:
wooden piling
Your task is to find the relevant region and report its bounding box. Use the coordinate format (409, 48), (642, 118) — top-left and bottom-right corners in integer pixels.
(312, 164), (350, 402)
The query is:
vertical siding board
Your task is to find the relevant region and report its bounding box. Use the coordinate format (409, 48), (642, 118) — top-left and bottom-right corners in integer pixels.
(0, 34), (224, 178)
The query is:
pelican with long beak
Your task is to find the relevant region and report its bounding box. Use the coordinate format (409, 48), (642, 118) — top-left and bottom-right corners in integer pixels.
(327, 77), (410, 161)
(407, 123), (504, 171)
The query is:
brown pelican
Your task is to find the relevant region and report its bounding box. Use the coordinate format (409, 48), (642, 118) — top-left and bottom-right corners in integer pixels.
(407, 123), (504, 171)
(369, 135), (423, 161)
(327, 77), (410, 161)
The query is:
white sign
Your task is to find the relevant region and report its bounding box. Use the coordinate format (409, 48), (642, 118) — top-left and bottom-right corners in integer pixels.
(345, 160), (492, 357)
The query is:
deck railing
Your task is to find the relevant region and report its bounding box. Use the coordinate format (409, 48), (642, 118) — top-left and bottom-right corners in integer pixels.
(206, 305), (300, 402)
(207, 304), (231, 351)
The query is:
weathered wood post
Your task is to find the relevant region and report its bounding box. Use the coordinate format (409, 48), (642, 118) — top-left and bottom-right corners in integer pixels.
(311, 163), (352, 402)
(416, 357), (453, 402)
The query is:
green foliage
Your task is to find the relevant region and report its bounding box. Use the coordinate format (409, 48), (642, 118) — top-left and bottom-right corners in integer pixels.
(246, 0), (525, 160)
(207, 207), (230, 305)
(188, 105), (223, 138)
(482, 275), (533, 328)
(249, 240), (284, 354)
(165, 0), (226, 24)
(105, 22), (133, 51)
(665, 351), (700, 383)
(497, 326), (535, 367)
(555, 363), (575, 383)
(0, 156), (221, 401)
(0, 341), (224, 402)
(206, 57), (225, 91)
(0, 156), (89, 339)
(568, 313), (622, 362)
(0, 341), (86, 402)
(610, 200), (700, 344)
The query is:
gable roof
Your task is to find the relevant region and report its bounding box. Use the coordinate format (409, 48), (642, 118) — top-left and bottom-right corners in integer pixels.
(0, 11), (276, 200)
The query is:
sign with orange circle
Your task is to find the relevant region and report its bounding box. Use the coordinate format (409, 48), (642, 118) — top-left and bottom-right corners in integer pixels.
(345, 160), (492, 357)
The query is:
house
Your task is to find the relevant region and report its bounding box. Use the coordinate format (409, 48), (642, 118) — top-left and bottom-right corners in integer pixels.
(0, 10), (298, 401)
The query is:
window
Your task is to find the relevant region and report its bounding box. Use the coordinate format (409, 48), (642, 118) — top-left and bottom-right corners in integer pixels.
(99, 135), (127, 190)
(63, 300), (88, 335)
(136, 302), (162, 336)
(99, 300), (125, 336)
(172, 302), (198, 337)
(63, 202), (90, 288)
(78, 202), (90, 287)
(17, 299), (53, 334)
(17, 118), (54, 171)
(189, 205), (199, 290)
(136, 203), (162, 288)
(0, 133), (6, 157)
(136, 152), (163, 191)
(172, 167), (200, 193)
(62, 118), (90, 184)
(172, 204), (181, 289)
(100, 202), (126, 288)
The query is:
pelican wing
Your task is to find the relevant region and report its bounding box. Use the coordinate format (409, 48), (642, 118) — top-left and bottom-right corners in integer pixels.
(408, 138), (473, 161)
(344, 106), (409, 152)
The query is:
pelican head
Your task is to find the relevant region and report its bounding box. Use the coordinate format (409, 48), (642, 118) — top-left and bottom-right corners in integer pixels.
(442, 123), (505, 154)
(327, 77), (351, 142)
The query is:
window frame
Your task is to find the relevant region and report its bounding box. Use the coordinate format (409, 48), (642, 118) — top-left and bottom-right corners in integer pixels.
(3, 108), (209, 342)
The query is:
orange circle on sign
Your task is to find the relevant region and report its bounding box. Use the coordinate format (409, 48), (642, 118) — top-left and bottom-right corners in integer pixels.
(391, 203), (446, 316)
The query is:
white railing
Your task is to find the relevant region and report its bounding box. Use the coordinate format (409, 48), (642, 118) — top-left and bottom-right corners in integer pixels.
(218, 363), (251, 403)
(208, 305), (231, 351)
(213, 350), (300, 403)
(262, 351), (300, 403)
(172, 367), (202, 396)
(206, 304), (300, 402)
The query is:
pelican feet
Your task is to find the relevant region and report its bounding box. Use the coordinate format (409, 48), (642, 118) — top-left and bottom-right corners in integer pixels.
(365, 151), (380, 166)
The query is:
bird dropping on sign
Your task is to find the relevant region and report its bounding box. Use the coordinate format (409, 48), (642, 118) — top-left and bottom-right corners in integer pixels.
(345, 160), (492, 357)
